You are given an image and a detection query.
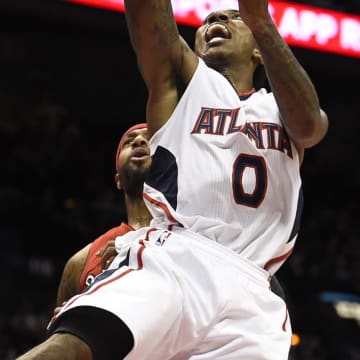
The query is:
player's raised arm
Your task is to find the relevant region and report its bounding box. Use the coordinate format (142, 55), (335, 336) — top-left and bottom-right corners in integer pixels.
(124, 0), (198, 135)
(237, 0), (328, 151)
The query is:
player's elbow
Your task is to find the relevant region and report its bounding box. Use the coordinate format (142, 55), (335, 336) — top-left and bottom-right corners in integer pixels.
(294, 109), (329, 149)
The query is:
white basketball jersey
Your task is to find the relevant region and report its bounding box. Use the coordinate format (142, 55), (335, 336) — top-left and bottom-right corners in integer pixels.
(144, 58), (303, 275)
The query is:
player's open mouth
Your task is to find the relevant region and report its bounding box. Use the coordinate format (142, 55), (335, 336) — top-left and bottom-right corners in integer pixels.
(205, 23), (231, 44)
(131, 148), (150, 161)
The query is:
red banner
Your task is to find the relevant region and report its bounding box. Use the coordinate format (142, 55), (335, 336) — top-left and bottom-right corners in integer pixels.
(65, 0), (360, 58)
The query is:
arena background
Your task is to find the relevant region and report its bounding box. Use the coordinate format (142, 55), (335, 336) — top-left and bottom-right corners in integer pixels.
(0, 1), (359, 359)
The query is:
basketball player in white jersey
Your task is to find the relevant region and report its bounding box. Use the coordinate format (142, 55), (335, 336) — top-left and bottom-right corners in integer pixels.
(17, 1), (328, 359)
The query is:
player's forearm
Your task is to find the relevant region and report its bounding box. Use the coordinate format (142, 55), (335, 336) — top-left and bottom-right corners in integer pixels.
(124, 0), (181, 88)
(124, 0), (178, 54)
(248, 17), (327, 148)
(17, 333), (92, 360)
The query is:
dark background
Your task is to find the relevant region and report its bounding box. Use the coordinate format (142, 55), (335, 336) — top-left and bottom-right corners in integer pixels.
(0, 1), (359, 359)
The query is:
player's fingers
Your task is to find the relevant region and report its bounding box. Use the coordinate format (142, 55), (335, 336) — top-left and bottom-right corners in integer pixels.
(53, 301), (67, 316)
(96, 240), (115, 257)
(104, 255), (116, 270)
(53, 306), (62, 316)
(100, 246), (117, 269)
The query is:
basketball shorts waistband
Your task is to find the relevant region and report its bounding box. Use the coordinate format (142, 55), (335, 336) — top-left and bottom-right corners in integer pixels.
(146, 226), (271, 288)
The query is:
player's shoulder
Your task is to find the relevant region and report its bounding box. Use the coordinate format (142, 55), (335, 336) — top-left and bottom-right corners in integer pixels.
(66, 243), (92, 269)
(90, 222), (133, 249)
(95, 222), (133, 242)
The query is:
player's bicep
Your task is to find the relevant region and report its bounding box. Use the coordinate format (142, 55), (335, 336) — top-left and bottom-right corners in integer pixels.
(56, 258), (80, 306)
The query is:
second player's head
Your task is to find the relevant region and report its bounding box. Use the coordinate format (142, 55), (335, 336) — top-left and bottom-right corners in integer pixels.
(114, 123), (151, 196)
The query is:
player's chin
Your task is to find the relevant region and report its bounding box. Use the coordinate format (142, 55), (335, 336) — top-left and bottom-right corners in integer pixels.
(202, 47), (227, 65)
(129, 163), (149, 176)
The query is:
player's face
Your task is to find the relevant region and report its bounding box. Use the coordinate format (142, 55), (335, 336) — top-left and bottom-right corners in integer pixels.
(117, 128), (151, 175)
(194, 9), (257, 66)
(116, 128), (151, 194)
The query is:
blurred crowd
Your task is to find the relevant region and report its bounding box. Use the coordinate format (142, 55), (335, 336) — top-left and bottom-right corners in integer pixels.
(0, 92), (125, 359)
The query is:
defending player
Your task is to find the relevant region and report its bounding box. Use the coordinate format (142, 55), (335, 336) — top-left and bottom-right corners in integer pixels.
(56, 123), (152, 306)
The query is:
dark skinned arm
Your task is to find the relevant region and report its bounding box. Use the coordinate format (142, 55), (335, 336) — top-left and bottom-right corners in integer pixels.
(56, 244), (90, 306)
(16, 333), (92, 360)
(238, 0), (328, 152)
(124, 0), (198, 136)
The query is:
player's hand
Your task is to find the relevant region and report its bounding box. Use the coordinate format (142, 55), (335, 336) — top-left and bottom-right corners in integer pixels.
(96, 240), (117, 270)
(52, 301), (67, 317)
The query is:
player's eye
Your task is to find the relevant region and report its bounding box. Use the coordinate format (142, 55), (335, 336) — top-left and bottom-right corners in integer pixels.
(124, 138), (133, 146)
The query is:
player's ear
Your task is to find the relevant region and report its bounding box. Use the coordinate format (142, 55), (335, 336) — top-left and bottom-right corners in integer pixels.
(252, 48), (263, 66)
(114, 173), (122, 190)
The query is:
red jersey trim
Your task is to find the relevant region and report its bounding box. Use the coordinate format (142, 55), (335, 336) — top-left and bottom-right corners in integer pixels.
(263, 247), (294, 271)
(143, 192), (179, 224)
(79, 222), (135, 290)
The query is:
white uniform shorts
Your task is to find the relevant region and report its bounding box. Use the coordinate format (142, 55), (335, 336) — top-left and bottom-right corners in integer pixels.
(57, 226), (292, 360)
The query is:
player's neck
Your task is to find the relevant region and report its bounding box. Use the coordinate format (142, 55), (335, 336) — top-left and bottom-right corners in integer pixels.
(126, 199), (152, 230)
(220, 65), (254, 96)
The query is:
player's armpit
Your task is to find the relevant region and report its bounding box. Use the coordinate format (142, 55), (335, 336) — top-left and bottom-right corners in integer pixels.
(16, 333), (92, 360)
